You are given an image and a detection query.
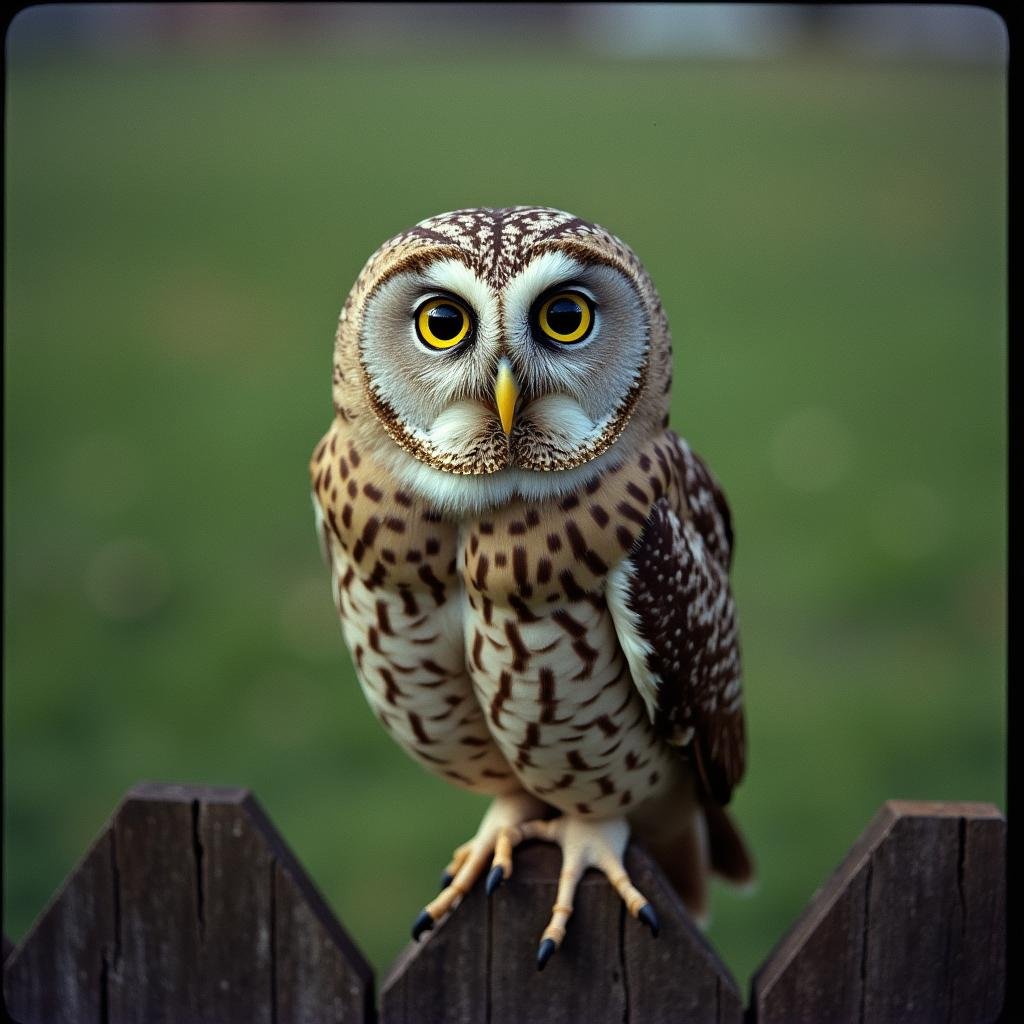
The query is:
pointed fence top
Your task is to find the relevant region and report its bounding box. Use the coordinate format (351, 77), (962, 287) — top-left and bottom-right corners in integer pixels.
(751, 799), (1006, 1024)
(3, 789), (1006, 1024)
(381, 839), (743, 1024)
(4, 782), (374, 1024)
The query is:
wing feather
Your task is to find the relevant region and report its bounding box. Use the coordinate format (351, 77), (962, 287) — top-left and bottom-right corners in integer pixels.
(608, 438), (745, 805)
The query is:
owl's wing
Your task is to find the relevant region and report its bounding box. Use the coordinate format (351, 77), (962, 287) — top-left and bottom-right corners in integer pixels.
(607, 442), (745, 805)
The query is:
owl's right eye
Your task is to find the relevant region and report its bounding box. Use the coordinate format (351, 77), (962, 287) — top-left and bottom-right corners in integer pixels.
(415, 297), (473, 350)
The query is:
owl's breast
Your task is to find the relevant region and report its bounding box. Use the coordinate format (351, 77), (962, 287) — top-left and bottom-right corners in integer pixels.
(461, 585), (681, 818)
(311, 420), (519, 795)
(312, 423), (459, 592)
(458, 431), (686, 606)
(457, 451), (688, 817)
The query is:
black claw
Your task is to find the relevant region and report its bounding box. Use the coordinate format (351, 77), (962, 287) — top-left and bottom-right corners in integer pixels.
(485, 865), (505, 896)
(638, 903), (660, 938)
(537, 938), (557, 971)
(412, 909), (435, 941)
(439, 871), (453, 890)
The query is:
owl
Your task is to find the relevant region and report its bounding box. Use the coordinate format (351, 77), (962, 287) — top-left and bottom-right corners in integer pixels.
(309, 206), (752, 968)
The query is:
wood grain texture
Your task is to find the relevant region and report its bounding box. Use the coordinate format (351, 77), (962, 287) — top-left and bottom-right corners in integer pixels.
(242, 796), (376, 1024)
(379, 862), (488, 1024)
(3, 828), (116, 1024)
(6, 789), (1006, 1024)
(3, 782), (373, 1024)
(489, 843), (626, 1024)
(751, 801), (1006, 1024)
(623, 845), (743, 1023)
(380, 839), (739, 1024)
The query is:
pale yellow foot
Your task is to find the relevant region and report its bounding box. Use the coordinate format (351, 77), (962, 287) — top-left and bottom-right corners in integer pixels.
(485, 815), (659, 970)
(411, 791), (547, 940)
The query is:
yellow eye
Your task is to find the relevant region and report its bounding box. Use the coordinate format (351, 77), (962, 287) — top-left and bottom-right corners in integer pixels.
(536, 291), (593, 345)
(415, 297), (472, 350)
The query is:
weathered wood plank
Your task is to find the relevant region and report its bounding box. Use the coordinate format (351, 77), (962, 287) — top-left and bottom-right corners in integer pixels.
(271, 851), (373, 1023)
(623, 844), (743, 1023)
(379, 862), (488, 1024)
(240, 795), (375, 1024)
(3, 781), (373, 1024)
(490, 843), (626, 1024)
(7, 787), (1005, 1023)
(105, 785), (208, 1022)
(198, 795), (276, 1021)
(3, 829), (116, 1024)
(951, 812), (1007, 1022)
(862, 810), (960, 1021)
(750, 800), (1006, 1024)
(748, 806), (884, 1023)
(380, 838), (738, 1024)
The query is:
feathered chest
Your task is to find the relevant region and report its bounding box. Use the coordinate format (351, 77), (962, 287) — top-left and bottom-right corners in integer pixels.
(459, 441), (684, 611)
(314, 420), (688, 611)
(311, 424), (461, 600)
(454, 452), (689, 817)
(311, 421), (706, 814)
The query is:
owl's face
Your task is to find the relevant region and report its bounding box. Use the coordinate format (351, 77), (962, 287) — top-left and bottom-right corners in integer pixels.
(332, 208), (673, 513)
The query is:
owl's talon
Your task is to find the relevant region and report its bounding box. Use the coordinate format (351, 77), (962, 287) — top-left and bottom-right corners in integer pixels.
(485, 864), (505, 896)
(515, 814), (653, 958)
(638, 902), (660, 937)
(412, 793), (549, 934)
(411, 909), (435, 941)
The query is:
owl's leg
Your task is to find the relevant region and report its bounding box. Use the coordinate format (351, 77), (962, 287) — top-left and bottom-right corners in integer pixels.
(487, 814), (659, 970)
(412, 790), (547, 940)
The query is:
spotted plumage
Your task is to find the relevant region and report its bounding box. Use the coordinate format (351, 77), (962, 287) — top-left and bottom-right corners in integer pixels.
(310, 206), (752, 959)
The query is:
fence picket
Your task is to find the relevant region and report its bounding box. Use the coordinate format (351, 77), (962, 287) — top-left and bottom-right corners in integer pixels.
(750, 801), (1006, 1023)
(3, 788), (1005, 1024)
(3, 783), (373, 1024)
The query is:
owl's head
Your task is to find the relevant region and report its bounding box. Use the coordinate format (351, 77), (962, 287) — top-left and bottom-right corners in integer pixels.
(331, 207), (673, 513)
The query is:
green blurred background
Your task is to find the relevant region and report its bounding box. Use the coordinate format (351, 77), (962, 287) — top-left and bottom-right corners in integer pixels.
(4, 4), (1006, 997)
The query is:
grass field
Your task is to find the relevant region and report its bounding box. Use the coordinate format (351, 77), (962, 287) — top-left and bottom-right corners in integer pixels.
(4, 41), (1005, 993)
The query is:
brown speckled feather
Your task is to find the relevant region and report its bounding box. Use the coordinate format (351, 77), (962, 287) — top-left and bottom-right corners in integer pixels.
(310, 421), (521, 794)
(624, 437), (745, 806)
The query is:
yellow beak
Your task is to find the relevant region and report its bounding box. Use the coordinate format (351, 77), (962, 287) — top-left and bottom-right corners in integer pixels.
(495, 358), (520, 436)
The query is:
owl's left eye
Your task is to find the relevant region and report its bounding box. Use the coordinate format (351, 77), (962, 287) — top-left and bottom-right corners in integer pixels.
(415, 297), (473, 350)
(533, 290), (594, 345)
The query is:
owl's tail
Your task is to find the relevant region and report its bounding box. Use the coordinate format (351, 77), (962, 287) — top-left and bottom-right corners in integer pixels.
(634, 798), (755, 926)
(703, 800), (755, 888)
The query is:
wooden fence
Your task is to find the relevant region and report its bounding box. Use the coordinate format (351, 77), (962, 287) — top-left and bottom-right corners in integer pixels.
(3, 783), (1005, 1023)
